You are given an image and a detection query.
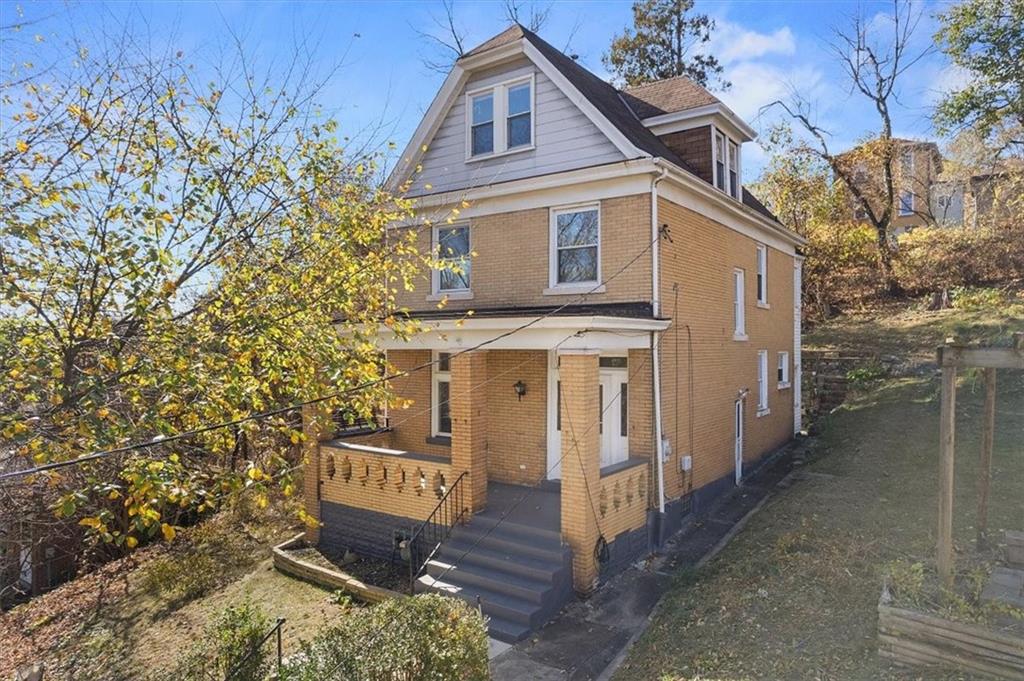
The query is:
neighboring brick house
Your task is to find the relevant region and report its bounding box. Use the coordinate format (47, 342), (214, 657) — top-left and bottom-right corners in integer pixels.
(302, 25), (805, 642)
(842, 138), (1016, 234)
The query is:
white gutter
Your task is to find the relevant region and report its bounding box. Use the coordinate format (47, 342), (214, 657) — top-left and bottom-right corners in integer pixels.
(651, 163), (668, 515)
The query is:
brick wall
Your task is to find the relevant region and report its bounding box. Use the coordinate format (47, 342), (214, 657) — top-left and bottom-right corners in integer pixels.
(660, 126), (713, 185)
(385, 349), (452, 458)
(658, 196), (796, 498)
(394, 194), (652, 312)
(485, 350), (548, 484)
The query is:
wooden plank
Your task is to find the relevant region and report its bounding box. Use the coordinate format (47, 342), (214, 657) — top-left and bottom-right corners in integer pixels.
(937, 366), (957, 589)
(879, 633), (1024, 680)
(939, 345), (1024, 369)
(878, 617), (1024, 666)
(979, 367), (997, 550)
(880, 605), (1024, 651)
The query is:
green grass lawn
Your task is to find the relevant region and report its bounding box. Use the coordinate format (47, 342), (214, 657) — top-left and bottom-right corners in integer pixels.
(615, 309), (1024, 681)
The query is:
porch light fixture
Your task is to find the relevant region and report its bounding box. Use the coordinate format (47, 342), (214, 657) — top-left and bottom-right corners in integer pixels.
(513, 380), (527, 401)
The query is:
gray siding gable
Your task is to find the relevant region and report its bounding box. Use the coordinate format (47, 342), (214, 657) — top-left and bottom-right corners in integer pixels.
(406, 57), (626, 197)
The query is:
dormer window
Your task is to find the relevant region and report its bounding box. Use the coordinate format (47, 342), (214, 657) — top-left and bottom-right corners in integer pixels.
(713, 128), (741, 200)
(466, 75), (534, 160)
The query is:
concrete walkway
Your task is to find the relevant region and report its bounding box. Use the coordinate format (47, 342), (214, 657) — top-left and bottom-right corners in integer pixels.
(490, 445), (804, 680)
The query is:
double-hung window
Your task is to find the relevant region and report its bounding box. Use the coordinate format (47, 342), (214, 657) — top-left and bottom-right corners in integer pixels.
(715, 132), (727, 191)
(434, 224), (471, 293)
(733, 268), (746, 340)
(432, 352), (452, 437)
(901, 148), (914, 175)
(899, 190), (914, 216)
(470, 93), (494, 157)
(777, 351), (790, 388)
(714, 129), (741, 199)
(728, 140), (740, 198)
(757, 350), (769, 415)
(756, 244), (768, 306)
(506, 82), (532, 149)
(467, 76), (533, 159)
(551, 204), (600, 287)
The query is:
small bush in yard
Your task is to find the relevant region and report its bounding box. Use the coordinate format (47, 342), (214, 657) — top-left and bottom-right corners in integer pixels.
(280, 593), (489, 681)
(151, 600), (271, 681)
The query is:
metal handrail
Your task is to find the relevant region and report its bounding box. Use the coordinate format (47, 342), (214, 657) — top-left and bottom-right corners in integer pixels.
(223, 617), (285, 681)
(406, 471), (468, 593)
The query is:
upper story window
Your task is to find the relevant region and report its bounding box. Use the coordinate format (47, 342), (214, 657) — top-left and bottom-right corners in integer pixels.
(551, 204), (600, 288)
(471, 93), (494, 156)
(733, 268), (747, 340)
(467, 75), (534, 160)
(756, 244), (768, 306)
(899, 190), (914, 216)
(507, 82), (532, 148)
(713, 128), (741, 199)
(434, 224), (471, 293)
(901, 148), (914, 175)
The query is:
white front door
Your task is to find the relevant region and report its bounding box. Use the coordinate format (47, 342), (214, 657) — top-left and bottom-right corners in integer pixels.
(599, 366), (629, 468)
(734, 398), (744, 485)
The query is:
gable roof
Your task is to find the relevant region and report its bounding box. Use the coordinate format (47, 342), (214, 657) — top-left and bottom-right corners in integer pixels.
(620, 77), (721, 119)
(401, 24), (781, 225)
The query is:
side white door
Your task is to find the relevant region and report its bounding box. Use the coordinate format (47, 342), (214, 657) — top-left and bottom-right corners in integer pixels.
(546, 351), (561, 479)
(734, 398), (744, 485)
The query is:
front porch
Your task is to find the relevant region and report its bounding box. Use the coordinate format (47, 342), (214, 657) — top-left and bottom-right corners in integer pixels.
(304, 308), (668, 637)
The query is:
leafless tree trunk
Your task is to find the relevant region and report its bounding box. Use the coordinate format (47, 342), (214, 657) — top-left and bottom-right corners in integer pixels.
(768, 1), (931, 296)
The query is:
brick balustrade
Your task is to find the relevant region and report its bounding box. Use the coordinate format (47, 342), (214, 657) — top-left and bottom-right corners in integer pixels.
(596, 463), (649, 541)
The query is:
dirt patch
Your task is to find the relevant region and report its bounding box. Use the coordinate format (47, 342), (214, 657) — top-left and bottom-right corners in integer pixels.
(287, 545), (406, 593)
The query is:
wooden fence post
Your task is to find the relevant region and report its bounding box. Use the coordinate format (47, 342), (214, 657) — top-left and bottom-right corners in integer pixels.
(937, 365), (957, 589)
(977, 368), (996, 550)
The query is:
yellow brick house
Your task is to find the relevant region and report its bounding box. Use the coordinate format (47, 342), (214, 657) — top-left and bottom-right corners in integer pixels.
(302, 25), (805, 642)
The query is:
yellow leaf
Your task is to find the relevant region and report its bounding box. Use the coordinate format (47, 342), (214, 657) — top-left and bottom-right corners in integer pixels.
(160, 211), (174, 223)
(126, 535), (138, 549)
(15, 140), (28, 153)
(160, 523), (176, 541)
(49, 394), (63, 406)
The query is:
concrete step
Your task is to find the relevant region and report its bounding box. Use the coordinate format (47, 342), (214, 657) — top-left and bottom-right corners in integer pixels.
(469, 514), (563, 544)
(416, 575), (538, 626)
(447, 523), (565, 562)
(438, 537), (568, 583)
(425, 557), (553, 604)
(485, 615), (533, 643)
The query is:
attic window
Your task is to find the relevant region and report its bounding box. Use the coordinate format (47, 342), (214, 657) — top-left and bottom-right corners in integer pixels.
(471, 93), (494, 156)
(466, 75), (534, 160)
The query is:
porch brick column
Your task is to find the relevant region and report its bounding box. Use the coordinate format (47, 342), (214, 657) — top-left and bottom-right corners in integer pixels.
(558, 350), (601, 594)
(451, 350), (488, 512)
(301, 403), (326, 544)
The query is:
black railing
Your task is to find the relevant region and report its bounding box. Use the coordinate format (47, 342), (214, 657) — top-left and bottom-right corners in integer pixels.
(406, 471), (468, 594)
(331, 409), (388, 437)
(224, 617), (285, 681)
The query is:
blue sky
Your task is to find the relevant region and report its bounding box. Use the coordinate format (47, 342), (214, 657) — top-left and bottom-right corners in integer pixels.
(2, 0), (960, 178)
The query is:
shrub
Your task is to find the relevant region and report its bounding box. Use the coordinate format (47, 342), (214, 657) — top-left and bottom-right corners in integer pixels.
(894, 226), (1024, 296)
(280, 593), (489, 681)
(151, 600), (271, 681)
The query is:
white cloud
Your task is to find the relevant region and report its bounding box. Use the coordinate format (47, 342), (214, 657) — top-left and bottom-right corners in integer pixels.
(718, 61), (825, 122)
(705, 22), (796, 66)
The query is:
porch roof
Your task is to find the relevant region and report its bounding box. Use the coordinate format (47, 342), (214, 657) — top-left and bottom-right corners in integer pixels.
(364, 302), (670, 352)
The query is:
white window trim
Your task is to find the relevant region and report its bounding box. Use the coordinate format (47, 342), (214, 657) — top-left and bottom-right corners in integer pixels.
(901, 148), (914, 175)
(757, 349), (770, 416)
(711, 125), (741, 200)
(899, 190), (914, 216)
(755, 243), (769, 308)
(430, 223), (472, 298)
(548, 202), (602, 293)
(465, 73), (535, 162)
(431, 351), (452, 437)
(777, 350), (791, 389)
(733, 268), (747, 341)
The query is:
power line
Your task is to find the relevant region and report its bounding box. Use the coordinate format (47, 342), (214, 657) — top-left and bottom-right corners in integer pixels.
(0, 227), (666, 482)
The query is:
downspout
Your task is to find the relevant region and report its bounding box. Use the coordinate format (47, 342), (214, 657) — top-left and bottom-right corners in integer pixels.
(651, 163), (668, 515)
